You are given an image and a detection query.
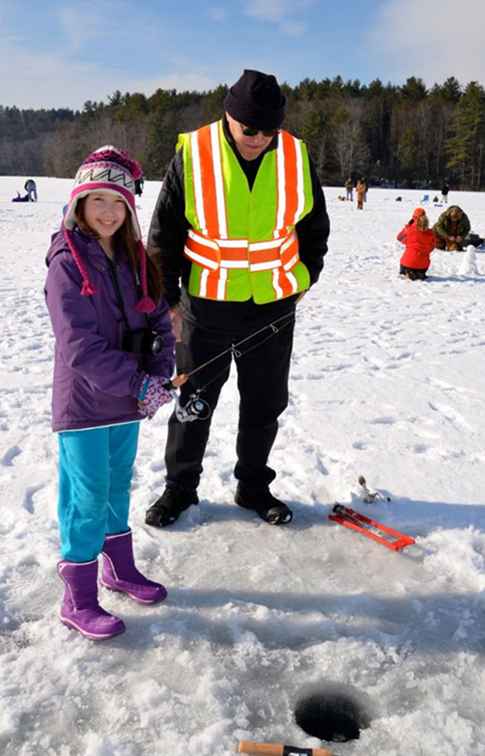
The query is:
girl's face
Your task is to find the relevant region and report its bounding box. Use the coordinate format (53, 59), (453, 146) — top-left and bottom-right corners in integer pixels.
(83, 192), (127, 239)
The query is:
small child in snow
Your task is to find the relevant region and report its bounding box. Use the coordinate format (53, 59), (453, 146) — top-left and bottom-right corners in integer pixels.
(397, 207), (436, 280)
(45, 146), (185, 640)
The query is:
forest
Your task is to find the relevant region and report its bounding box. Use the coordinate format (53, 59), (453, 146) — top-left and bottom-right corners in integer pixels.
(1, 75), (484, 189)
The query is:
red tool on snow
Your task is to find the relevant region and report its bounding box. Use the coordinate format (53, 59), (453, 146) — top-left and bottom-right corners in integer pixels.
(237, 741), (333, 755)
(329, 504), (416, 552)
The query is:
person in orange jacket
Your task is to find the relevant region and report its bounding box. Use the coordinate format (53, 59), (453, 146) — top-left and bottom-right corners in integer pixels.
(355, 179), (366, 209)
(397, 207), (436, 280)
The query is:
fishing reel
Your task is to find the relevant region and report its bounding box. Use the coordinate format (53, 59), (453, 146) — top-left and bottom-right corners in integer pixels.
(175, 392), (211, 423)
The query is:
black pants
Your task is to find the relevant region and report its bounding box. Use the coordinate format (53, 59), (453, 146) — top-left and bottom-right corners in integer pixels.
(165, 293), (296, 492)
(400, 265), (427, 280)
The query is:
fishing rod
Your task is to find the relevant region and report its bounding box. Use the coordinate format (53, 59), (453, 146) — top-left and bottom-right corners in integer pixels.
(172, 311), (295, 423)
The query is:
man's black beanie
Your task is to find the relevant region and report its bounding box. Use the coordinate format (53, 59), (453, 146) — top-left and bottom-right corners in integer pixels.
(224, 69), (286, 130)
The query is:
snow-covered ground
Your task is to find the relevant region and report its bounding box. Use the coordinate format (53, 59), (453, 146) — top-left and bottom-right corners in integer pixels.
(1, 177), (485, 756)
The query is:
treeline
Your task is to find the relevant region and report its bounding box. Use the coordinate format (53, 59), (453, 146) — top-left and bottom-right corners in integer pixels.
(1, 75), (485, 189)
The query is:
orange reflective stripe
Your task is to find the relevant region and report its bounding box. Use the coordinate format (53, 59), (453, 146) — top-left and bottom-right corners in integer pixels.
(275, 268), (296, 298)
(196, 126), (220, 237)
(280, 233), (298, 268)
(250, 248), (280, 265)
(203, 268), (226, 299)
(281, 131), (298, 231)
(185, 232), (219, 269)
(186, 229), (301, 275)
(220, 247), (249, 262)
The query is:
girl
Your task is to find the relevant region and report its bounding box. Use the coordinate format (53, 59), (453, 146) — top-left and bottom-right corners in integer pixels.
(45, 146), (183, 640)
(397, 207), (436, 280)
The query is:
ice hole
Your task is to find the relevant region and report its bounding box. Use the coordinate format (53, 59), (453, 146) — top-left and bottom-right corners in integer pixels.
(294, 681), (372, 743)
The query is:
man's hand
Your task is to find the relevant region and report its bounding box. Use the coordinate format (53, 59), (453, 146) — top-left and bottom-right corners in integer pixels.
(169, 306), (183, 342)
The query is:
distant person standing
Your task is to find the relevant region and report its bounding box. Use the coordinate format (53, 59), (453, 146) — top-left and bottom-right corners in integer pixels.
(441, 181), (449, 205)
(135, 176), (144, 196)
(345, 176), (353, 201)
(397, 207), (436, 280)
(24, 179), (37, 202)
(356, 179), (366, 209)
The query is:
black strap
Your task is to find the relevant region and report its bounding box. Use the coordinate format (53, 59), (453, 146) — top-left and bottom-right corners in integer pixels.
(107, 258), (130, 329)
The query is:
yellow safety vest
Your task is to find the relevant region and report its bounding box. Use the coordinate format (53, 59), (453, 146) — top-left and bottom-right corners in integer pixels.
(179, 120), (314, 303)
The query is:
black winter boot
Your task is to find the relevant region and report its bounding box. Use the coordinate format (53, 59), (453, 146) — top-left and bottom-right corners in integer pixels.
(145, 487), (198, 528)
(235, 484), (293, 525)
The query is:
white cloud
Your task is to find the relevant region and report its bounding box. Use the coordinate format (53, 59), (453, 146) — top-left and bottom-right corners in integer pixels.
(244, 0), (316, 35)
(280, 20), (306, 37)
(58, 7), (106, 52)
(208, 6), (226, 22)
(245, 0), (293, 22)
(369, 0), (485, 87)
(0, 43), (217, 109)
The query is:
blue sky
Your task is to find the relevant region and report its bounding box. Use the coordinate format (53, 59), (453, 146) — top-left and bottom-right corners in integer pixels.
(1, 0), (484, 109)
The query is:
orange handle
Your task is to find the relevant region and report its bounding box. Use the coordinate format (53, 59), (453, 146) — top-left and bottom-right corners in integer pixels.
(238, 744), (283, 756)
(237, 741), (332, 756)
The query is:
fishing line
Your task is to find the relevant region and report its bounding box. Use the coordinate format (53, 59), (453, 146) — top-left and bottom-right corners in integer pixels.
(174, 311), (295, 423)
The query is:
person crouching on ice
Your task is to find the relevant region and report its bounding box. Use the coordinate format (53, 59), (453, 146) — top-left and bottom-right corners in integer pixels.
(45, 146), (186, 640)
(397, 207), (436, 280)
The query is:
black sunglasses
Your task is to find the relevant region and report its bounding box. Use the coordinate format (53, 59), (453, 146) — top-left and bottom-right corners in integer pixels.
(241, 124), (279, 138)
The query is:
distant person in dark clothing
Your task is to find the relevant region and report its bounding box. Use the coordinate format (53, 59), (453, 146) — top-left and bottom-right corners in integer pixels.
(135, 176), (144, 196)
(345, 177), (353, 201)
(441, 182), (449, 205)
(433, 205), (471, 251)
(24, 179), (38, 202)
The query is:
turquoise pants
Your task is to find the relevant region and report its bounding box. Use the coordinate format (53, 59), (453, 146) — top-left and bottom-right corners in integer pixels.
(58, 423), (140, 562)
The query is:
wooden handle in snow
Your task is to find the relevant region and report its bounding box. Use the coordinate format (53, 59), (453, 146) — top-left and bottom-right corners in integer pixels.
(237, 741), (333, 756)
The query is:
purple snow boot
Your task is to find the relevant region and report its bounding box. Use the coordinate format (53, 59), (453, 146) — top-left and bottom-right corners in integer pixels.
(58, 559), (125, 640)
(101, 530), (167, 604)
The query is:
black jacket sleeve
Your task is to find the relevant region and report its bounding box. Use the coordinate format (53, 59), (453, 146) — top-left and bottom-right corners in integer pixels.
(295, 157), (330, 286)
(147, 150), (189, 308)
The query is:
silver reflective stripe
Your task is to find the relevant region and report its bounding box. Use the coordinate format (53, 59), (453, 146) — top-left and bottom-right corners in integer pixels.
(295, 138), (305, 222)
(210, 122), (228, 238)
(272, 269), (283, 299)
(184, 246), (219, 270)
(191, 131), (207, 235)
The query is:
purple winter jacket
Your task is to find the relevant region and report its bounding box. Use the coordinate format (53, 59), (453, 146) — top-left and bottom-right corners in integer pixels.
(45, 228), (175, 432)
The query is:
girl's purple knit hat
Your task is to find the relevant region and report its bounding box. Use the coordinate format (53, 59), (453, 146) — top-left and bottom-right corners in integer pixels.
(63, 145), (155, 312)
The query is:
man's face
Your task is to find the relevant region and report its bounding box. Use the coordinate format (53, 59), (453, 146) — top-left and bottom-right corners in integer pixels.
(226, 112), (276, 161)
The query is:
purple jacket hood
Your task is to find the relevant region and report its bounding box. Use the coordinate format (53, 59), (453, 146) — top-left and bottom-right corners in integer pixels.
(45, 227), (175, 432)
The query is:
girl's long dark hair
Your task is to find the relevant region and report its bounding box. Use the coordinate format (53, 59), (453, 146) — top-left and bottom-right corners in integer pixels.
(75, 197), (162, 302)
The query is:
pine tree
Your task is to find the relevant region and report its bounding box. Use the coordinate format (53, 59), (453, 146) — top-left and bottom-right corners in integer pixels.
(446, 82), (485, 189)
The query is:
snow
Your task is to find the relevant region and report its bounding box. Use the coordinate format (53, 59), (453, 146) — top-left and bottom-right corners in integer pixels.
(1, 178), (485, 756)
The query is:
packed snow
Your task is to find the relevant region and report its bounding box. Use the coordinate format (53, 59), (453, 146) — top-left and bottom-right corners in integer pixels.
(1, 177), (485, 756)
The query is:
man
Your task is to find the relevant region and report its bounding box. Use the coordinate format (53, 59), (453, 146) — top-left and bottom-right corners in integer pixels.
(145, 69), (330, 528)
(433, 205), (471, 251)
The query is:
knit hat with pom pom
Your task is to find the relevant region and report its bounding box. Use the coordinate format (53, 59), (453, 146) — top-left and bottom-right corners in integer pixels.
(63, 146), (154, 312)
